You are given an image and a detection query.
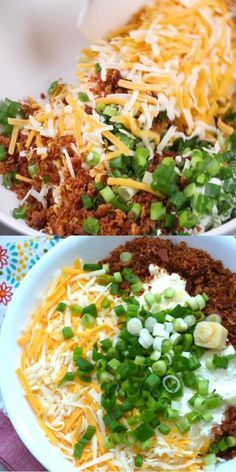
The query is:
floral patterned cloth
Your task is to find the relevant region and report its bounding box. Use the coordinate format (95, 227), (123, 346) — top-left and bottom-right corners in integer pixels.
(0, 236), (60, 413)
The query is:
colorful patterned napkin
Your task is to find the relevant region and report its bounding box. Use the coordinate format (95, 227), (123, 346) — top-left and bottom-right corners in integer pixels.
(0, 236), (60, 471)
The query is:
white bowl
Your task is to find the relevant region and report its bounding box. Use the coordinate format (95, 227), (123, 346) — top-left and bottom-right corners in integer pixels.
(0, 0), (235, 235)
(0, 236), (235, 471)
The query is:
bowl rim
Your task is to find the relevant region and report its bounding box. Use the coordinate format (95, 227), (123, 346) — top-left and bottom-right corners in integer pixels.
(0, 208), (235, 236)
(0, 236), (235, 472)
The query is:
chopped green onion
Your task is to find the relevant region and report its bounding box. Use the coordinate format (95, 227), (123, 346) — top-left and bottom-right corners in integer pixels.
(120, 252), (133, 265)
(204, 394), (223, 410)
(173, 318), (188, 333)
(28, 164), (39, 178)
(81, 314), (96, 329)
(164, 408), (179, 420)
(100, 186), (116, 203)
(73, 347), (83, 363)
(130, 203), (142, 220)
(83, 217), (100, 235)
(114, 272), (123, 283)
(158, 424), (171, 435)
(184, 315), (196, 327)
(57, 302), (67, 312)
(182, 372), (196, 388)
(95, 63), (102, 73)
(62, 372), (76, 383)
(134, 423), (155, 442)
(164, 288), (176, 299)
(83, 263), (102, 271)
(176, 418), (190, 434)
(74, 425), (96, 458)
(77, 358), (94, 372)
(81, 194), (94, 209)
(144, 293), (157, 306)
(83, 303), (98, 317)
(70, 304), (83, 316)
(205, 314), (221, 323)
(104, 105), (118, 117)
(62, 326), (74, 340)
(144, 373), (161, 390)
(198, 379), (209, 396)
(78, 92), (89, 103)
(135, 454), (143, 467)
(114, 305), (126, 317)
(185, 411), (201, 424)
(95, 103), (106, 114)
(48, 80), (59, 96)
(107, 358), (121, 371)
(201, 411), (213, 423)
(0, 145), (7, 162)
(12, 206), (28, 220)
(86, 151), (101, 168)
(152, 360), (167, 376)
(150, 202), (166, 221)
(163, 375), (181, 394)
(179, 211), (199, 229)
(203, 454), (216, 466)
(131, 281), (143, 294)
(127, 318), (142, 336)
(101, 298), (111, 309)
(213, 355), (229, 369)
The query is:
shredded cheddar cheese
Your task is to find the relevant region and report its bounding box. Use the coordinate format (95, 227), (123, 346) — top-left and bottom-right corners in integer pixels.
(17, 258), (214, 471)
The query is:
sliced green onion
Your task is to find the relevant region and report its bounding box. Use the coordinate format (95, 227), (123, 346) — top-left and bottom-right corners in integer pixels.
(150, 202), (166, 221)
(201, 411), (213, 423)
(0, 144), (7, 162)
(134, 423), (155, 442)
(48, 80), (59, 96)
(81, 314), (96, 329)
(77, 358), (94, 372)
(176, 418), (190, 434)
(213, 355), (229, 369)
(120, 252), (132, 264)
(62, 326), (74, 340)
(62, 372), (76, 383)
(205, 314), (221, 323)
(182, 372), (196, 388)
(144, 373), (161, 390)
(107, 358), (121, 371)
(179, 211), (198, 229)
(83, 217), (100, 235)
(100, 186), (116, 203)
(164, 288), (176, 299)
(83, 263), (102, 271)
(185, 411), (201, 424)
(101, 298), (111, 309)
(127, 318), (143, 336)
(135, 455), (144, 467)
(158, 424), (171, 435)
(57, 302), (67, 312)
(184, 315), (196, 327)
(74, 425), (96, 458)
(104, 105), (118, 117)
(164, 408), (179, 420)
(152, 360), (167, 376)
(81, 194), (94, 209)
(28, 163), (39, 178)
(163, 375), (181, 393)
(114, 305), (126, 317)
(70, 304), (83, 316)
(83, 303), (98, 317)
(204, 394), (223, 410)
(198, 379), (209, 396)
(130, 203), (142, 220)
(173, 318), (188, 333)
(144, 293), (157, 306)
(86, 151), (101, 168)
(12, 206), (28, 220)
(131, 281), (143, 294)
(114, 272), (123, 283)
(203, 454), (216, 466)
(78, 92), (89, 103)
(73, 347), (83, 363)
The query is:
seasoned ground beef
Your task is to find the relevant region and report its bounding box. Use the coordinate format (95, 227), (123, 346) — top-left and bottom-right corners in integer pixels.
(101, 237), (236, 459)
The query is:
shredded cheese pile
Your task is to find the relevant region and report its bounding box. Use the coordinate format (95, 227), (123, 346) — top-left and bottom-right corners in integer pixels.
(80, 0), (236, 132)
(18, 260), (210, 472)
